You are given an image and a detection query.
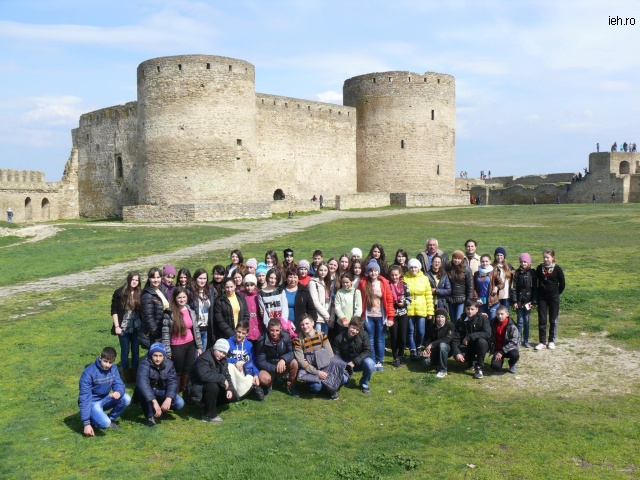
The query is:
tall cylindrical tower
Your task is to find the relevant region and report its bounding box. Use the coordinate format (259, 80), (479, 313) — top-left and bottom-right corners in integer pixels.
(343, 71), (455, 194)
(137, 55), (259, 205)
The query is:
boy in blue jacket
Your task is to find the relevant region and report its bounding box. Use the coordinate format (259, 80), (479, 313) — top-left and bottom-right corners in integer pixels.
(78, 347), (131, 436)
(227, 320), (261, 399)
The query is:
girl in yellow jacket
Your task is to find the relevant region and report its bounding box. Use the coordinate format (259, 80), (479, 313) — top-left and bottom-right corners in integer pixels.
(404, 259), (434, 360)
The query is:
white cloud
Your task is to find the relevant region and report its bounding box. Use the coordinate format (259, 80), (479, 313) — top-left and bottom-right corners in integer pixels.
(314, 90), (343, 104)
(20, 96), (85, 126)
(526, 114), (541, 122)
(599, 80), (632, 92)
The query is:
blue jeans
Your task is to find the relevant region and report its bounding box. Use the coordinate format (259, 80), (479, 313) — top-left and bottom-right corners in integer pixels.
(139, 389), (185, 418)
(307, 382), (323, 394)
(90, 393), (131, 429)
(118, 332), (139, 370)
(516, 307), (531, 343)
(315, 322), (329, 335)
(488, 303), (499, 320)
(342, 357), (375, 387)
(407, 316), (426, 351)
(448, 303), (465, 322)
(364, 317), (386, 363)
(499, 299), (510, 309)
(422, 343), (451, 372)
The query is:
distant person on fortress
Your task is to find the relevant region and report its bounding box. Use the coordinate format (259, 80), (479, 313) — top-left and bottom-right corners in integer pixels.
(319, 195), (324, 209)
(6, 207), (12, 222)
(477, 196), (482, 205)
(333, 316), (374, 393)
(489, 306), (520, 374)
(534, 249), (565, 351)
(447, 250), (474, 323)
(623, 142), (628, 152)
(451, 299), (491, 380)
(510, 253), (537, 348)
(533, 197), (537, 205)
(473, 254), (504, 320)
(593, 193), (597, 204)
(134, 342), (184, 428)
(464, 239), (481, 274)
(611, 190), (616, 203)
(556, 196), (560, 205)
(312, 195), (317, 202)
(140, 267), (169, 349)
(418, 238), (450, 272)
(111, 271), (142, 384)
(488, 170), (491, 178)
(611, 142), (617, 152)
(185, 339), (237, 424)
(470, 195), (475, 205)
(596, 142), (599, 152)
(161, 264), (176, 298)
(79, 347), (131, 436)
(254, 318), (300, 398)
(422, 308), (456, 378)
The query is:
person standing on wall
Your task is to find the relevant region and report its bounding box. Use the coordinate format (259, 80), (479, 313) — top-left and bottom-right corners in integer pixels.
(596, 143), (599, 152)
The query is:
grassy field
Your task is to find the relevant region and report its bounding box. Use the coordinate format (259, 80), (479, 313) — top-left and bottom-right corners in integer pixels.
(0, 223), (237, 287)
(1, 204), (639, 479)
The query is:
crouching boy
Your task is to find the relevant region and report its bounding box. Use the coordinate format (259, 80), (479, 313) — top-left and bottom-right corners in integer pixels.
(78, 347), (131, 436)
(490, 305), (521, 374)
(227, 321), (262, 400)
(451, 299), (491, 379)
(134, 342), (184, 427)
(332, 316), (374, 393)
(254, 318), (300, 397)
(422, 308), (456, 378)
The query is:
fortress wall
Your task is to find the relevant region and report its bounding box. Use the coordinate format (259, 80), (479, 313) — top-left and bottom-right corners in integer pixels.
(335, 193), (390, 210)
(123, 202), (271, 222)
(254, 93), (357, 201)
(390, 192), (469, 207)
(344, 71), (455, 195)
(76, 102), (139, 217)
(0, 188), (59, 223)
(270, 199), (320, 214)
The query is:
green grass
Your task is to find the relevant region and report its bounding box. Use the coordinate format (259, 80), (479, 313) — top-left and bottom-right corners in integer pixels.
(0, 235), (28, 247)
(0, 224), (238, 287)
(1, 204), (639, 479)
(0, 220), (22, 229)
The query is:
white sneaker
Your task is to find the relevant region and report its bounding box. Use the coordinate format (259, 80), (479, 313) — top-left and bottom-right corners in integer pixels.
(547, 342), (556, 350)
(535, 343), (546, 350)
(436, 371), (447, 378)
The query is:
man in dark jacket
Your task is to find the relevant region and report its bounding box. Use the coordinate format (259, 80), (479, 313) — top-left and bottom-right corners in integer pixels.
(451, 299), (491, 379)
(332, 316), (374, 393)
(78, 347), (130, 436)
(185, 339), (237, 423)
(418, 238), (450, 273)
(422, 308), (456, 378)
(254, 318), (299, 397)
(490, 306), (521, 374)
(134, 343), (184, 427)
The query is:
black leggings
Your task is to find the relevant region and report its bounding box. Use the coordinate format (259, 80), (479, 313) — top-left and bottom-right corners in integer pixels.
(538, 294), (560, 344)
(171, 341), (195, 376)
(389, 314), (409, 359)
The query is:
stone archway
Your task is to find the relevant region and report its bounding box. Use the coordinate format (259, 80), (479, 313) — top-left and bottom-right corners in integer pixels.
(41, 198), (50, 220)
(619, 161), (630, 174)
(25, 197), (32, 222)
(273, 189), (285, 200)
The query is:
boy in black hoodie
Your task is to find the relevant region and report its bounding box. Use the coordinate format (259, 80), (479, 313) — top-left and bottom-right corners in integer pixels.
(451, 299), (491, 379)
(422, 308), (456, 378)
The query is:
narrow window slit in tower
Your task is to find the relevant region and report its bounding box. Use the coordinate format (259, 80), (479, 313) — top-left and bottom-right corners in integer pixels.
(389, 77), (393, 82)
(437, 78), (440, 83)
(229, 65), (232, 72)
(178, 64), (182, 70)
(285, 102), (288, 107)
(408, 77), (411, 82)
(437, 165), (440, 175)
(372, 78), (376, 83)
(308, 106), (311, 110)
(431, 110), (435, 120)
(237, 139), (242, 146)
(274, 100), (276, 105)
(262, 99), (264, 104)
(424, 78), (427, 82)
(206, 63), (211, 69)
(157, 66), (160, 73)
(401, 140), (405, 149)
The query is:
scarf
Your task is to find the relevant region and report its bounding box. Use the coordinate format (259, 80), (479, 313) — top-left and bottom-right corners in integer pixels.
(478, 265), (493, 277)
(390, 281), (404, 302)
(543, 263), (556, 276)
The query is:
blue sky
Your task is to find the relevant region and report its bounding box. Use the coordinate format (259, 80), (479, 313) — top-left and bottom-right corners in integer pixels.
(0, 0), (638, 180)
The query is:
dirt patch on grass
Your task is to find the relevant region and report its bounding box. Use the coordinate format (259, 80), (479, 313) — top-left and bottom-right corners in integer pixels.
(0, 225), (61, 248)
(480, 332), (640, 396)
(426, 220), (544, 228)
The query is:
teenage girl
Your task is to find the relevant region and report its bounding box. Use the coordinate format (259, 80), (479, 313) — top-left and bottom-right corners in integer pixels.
(447, 251), (474, 322)
(190, 268), (215, 350)
(388, 265), (411, 367)
(111, 271), (142, 383)
(535, 249), (565, 351)
(473, 254), (505, 319)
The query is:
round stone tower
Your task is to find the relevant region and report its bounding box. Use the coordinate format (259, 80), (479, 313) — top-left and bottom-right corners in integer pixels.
(343, 71), (455, 194)
(137, 55), (259, 205)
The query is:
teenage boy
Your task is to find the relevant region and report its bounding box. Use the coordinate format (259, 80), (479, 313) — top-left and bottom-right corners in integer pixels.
(490, 306), (521, 374)
(422, 308), (456, 378)
(227, 321), (262, 400)
(78, 347), (131, 436)
(134, 342), (184, 427)
(309, 250), (323, 276)
(451, 299), (491, 379)
(254, 318), (300, 397)
(332, 316), (374, 393)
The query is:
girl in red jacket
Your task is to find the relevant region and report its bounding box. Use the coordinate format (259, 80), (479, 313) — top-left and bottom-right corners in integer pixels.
(358, 260), (395, 371)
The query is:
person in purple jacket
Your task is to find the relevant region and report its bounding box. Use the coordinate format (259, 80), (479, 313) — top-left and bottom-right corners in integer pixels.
(78, 347), (131, 436)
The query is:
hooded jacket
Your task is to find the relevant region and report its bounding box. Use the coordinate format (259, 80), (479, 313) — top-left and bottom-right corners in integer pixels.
(78, 357), (125, 426)
(226, 336), (258, 376)
(403, 270), (435, 318)
(134, 352), (179, 403)
(334, 286), (363, 327)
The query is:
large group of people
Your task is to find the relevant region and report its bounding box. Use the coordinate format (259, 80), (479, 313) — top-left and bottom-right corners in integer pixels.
(79, 240), (565, 433)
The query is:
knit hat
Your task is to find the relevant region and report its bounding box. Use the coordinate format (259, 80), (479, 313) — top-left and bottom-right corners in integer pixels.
(494, 247), (506, 257)
(452, 250), (465, 261)
(149, 342), (166, 356)
(213, 339), (230, 353)
(366, 260), (380, 274)
(407, 258), (421, 269)
(434, 308), (449, 320)
(243, 274), (257, 286)
(298, 259), (310, 270)
(256, 262), (268, 275)
(283, 248), (294, 257)
(350, 247), (363, 258)
(246, 258), (258, 269)
(163, 264), (176, 276)
(519, 253), (532, 264)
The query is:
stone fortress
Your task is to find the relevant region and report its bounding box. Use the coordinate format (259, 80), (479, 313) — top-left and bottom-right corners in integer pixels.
(2, 54), (638, 223)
